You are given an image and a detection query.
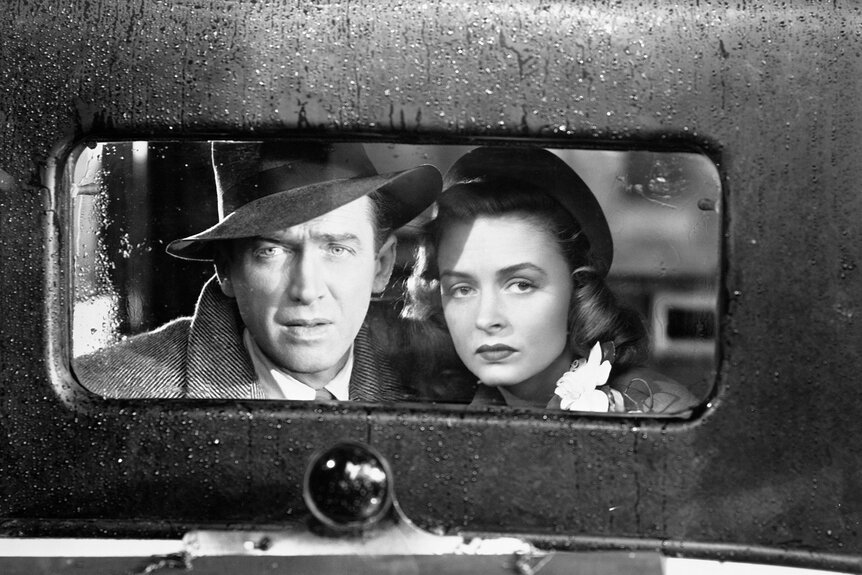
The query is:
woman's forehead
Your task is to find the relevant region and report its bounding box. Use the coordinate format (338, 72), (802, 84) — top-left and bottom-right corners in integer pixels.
(437, 215), (566, 272)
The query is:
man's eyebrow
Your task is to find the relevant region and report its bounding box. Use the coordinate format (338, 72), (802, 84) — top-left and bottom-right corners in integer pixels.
(252, 235), (293, 246)
(312, 232), (362, 244)
(253, 232), (362, 245)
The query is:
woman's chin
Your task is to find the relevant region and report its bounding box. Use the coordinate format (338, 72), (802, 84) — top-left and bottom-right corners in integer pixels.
(480, 380), (518, 387)
(471, 363), (540, 388)
(475, 373), (525, 388)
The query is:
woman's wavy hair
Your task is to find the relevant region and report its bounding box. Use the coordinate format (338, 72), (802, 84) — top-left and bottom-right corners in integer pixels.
(403, 178), (648, 367)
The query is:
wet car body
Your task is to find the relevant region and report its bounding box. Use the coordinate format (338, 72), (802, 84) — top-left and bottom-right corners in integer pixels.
(0, 0), (860, 573)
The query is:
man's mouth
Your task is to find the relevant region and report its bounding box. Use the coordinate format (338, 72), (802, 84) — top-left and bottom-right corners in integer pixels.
(281, 319), (332, 339)
(475, 344), (516, 362)
(284, 319), (331, 328)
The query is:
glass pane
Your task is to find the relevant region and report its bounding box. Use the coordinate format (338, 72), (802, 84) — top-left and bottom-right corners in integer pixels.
(71, 141), (720, 415)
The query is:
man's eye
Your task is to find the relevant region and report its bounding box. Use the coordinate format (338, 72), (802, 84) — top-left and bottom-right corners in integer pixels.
(253, 246), (286, 259)
(326, 244), (353, 257)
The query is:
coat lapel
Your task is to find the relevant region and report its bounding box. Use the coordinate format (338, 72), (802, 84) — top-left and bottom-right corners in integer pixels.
(185, 276), (264, 399)
(349, 317), (414, 402)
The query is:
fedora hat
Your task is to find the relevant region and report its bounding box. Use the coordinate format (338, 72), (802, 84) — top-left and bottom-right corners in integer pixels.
(167, 141), (442, 261)
(442, 146), (614, 275)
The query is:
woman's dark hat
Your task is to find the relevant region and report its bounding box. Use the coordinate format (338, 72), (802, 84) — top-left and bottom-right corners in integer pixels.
(167, 142), (443, 261)
(442, 146), (614, 276)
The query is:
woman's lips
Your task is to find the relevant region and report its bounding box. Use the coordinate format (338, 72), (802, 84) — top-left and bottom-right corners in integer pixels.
(475, 344), (516, 362)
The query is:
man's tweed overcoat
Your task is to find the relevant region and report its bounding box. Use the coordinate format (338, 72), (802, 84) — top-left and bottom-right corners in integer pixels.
(76, 277), (413, 401)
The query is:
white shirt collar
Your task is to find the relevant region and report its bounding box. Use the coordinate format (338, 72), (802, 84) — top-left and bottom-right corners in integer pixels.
(242, 329), (352, 400)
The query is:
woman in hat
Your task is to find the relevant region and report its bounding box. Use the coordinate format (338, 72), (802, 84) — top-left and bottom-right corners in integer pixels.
(404, 146), (698, 414)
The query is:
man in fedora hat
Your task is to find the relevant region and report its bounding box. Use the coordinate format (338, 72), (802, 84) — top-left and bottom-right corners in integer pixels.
(77, 141), (442, 401)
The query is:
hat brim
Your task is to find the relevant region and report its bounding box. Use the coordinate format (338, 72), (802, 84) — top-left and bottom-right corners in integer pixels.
(167, 164), (441, 261)
(442, 147), (614, 276)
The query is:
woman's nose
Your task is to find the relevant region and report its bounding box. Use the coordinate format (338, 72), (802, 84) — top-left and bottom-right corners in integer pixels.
(474, 291), (506, 333)
(286, 252), (326, 304)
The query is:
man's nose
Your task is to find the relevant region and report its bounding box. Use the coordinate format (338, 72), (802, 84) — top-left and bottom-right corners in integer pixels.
(474, 290), (506, 333)
(286, 251), (326, 304)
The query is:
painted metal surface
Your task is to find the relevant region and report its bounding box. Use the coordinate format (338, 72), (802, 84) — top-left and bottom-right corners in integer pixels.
(0, 0), (860, 571)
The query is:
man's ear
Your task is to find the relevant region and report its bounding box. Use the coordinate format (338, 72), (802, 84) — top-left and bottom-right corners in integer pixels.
(372, 234), (398, 293)
(213, 248), (235, 298)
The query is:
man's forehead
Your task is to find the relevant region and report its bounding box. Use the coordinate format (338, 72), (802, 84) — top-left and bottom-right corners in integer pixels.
(265, 195), (376, 241)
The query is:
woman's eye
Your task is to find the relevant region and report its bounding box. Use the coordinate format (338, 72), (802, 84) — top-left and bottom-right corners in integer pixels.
(446, 284), (476, 298)
(506, 280), (536, 294)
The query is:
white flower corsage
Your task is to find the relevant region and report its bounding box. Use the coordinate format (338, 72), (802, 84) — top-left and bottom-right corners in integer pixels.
(553, 342), (617, 412)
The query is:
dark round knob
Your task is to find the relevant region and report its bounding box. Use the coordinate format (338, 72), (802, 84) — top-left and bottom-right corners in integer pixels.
(303, 441), (393, 530)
